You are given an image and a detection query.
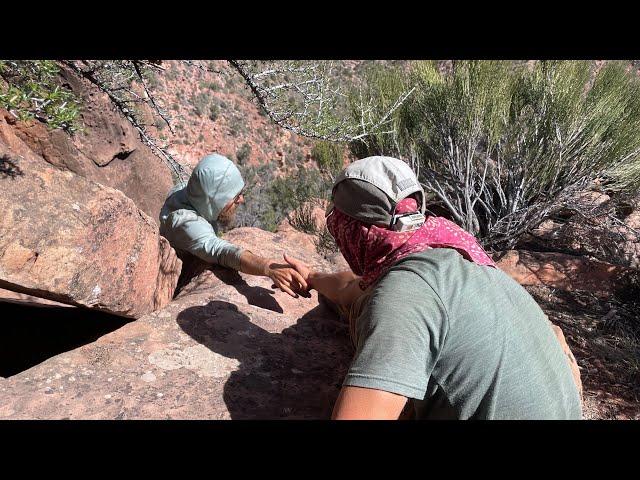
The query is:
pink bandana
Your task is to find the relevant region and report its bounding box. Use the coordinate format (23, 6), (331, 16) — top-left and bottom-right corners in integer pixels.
(326, 197), (496, 289)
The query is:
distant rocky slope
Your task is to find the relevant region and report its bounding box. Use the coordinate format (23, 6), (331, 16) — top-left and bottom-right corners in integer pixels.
(144, 60), (316, 172)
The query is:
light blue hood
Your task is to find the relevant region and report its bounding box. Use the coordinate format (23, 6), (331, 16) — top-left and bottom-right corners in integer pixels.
(185, 154), (245, 223)
(159, 153), (245, 231)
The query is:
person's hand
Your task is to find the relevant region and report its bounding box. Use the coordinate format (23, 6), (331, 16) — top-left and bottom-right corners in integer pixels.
(283, 254), (313, 289)
(264, 258), (309, 298)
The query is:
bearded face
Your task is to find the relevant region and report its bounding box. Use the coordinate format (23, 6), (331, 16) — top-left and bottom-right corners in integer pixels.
(217, 193), (244, 228)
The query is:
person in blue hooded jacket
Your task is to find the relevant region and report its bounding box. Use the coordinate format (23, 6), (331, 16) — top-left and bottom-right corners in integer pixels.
(160, 153), (307, 297)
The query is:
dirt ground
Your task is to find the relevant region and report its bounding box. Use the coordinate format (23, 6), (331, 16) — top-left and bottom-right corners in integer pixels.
(526, 285), (640, 419)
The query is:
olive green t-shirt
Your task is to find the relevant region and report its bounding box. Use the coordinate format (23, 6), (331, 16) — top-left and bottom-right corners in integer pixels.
(343, 249), (582, 420)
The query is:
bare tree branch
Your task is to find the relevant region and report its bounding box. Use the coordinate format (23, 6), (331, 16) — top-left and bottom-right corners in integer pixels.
(228, 60), (414, 143)
(60, 60), (189, 184)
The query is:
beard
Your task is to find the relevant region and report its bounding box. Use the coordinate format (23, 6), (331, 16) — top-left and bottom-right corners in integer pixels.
(217, 208), (237, 229)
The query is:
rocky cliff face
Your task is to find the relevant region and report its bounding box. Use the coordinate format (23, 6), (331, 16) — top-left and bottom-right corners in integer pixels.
(0, 111), (181, 318)
(3, 65), (175, 222)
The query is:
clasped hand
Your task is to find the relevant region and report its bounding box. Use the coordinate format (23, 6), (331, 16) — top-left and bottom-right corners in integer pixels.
(265, 254), (312, 298)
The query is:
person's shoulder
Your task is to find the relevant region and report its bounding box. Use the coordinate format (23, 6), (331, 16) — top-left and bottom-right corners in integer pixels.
(366, 259), (449, 327)
(164, 208), (215, 235)
(385, 248), (459, 284)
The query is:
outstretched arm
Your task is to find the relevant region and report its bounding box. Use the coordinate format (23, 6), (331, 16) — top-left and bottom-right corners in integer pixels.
(162, 210), (307, 297)
(283, 254), (365, 310)
(239, 250), (308, 298)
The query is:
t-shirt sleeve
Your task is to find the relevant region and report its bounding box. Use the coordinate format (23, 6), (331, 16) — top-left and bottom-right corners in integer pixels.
(342, 269), (449, 400)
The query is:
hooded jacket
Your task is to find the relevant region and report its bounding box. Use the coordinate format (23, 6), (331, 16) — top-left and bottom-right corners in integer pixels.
(159, 154), (245, 270)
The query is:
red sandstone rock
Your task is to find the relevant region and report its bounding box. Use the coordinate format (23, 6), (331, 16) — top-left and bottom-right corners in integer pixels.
(1, 63), (175, 222)
(0, 137), (181, 318)
(550, 324), (583, 402)
(496, 250), (635, 298)
(0, 227), (352, 419)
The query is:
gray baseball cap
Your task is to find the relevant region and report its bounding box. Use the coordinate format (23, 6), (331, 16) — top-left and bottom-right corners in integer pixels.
(329, 156), (426, 226)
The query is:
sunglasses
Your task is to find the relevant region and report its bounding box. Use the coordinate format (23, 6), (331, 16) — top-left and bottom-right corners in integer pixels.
(232, 191), (244, 205)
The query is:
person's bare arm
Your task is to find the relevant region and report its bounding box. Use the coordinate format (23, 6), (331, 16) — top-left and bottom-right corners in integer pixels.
(283, 254), (364, 309)
(332, 386), (408, 420)
(239, 250), (307, 298)
(309, 271), (363, 309)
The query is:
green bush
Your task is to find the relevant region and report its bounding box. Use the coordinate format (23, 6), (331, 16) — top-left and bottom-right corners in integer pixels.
(350, 60), (640, 249)
(204, 81), (221, 91)
(236, 143), (252, 165)
(146, 71), (160, 89)
(233, 163), (278, 231)
(229, 115), (246, 137)
(0, 60), (81, 132)
(311, 141), (345, 177)
(347, 64), (407, 160)
(190, 91), (210, 117)
(234, 162), (332, 234)
(166, 65), (178, 81)
(209, 101), (220, 121)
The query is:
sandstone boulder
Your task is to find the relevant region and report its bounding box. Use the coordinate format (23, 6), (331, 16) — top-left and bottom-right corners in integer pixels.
(549, 323), (583, 402)
(496, 250), (636, 299)
(0, 139), (181, 318)
(0, 287), (71, 308)
(1, 62), (176, 222)
(0, 224), (596, 419)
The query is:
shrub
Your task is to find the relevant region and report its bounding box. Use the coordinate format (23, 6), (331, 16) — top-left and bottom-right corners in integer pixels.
(233, 163), (278, 231)
(146, 71), (160, 89)
(269, 168), (329, 216)
(166, 65), (178, 81)
(229, 115), (245, 137)
(350, 61), (640, 249)
(288, 201), (319, 234)
(209, 101), (220, 121)
(234, 161), (333, 234)
(314, 227), (339, 257)
(311, 140), (345, 178)
(236, 143), (252, 165)
(154, 118), (166, 130)
(0, 60), (81, 132)
(190, 91), (210, 117)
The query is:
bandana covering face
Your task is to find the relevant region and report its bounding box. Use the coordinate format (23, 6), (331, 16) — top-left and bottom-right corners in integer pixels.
(326, 197), (496, 290)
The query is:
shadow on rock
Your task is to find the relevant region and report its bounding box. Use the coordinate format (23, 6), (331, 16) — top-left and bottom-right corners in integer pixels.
(0, 300), (131, 378)
(175, 251), (284, 313)
(176, 300), (352, 419)
(210, 269), (284, 314)
(0, 154), (23, 179)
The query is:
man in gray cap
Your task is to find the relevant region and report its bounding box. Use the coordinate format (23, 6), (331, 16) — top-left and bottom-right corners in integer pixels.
(285, 156), (582, 420)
